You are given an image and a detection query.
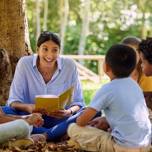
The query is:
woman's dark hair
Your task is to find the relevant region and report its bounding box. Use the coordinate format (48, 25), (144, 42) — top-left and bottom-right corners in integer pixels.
(139, 37), (152, 64)
(37, 31), (60, 48)
(105, 44), (136, 78)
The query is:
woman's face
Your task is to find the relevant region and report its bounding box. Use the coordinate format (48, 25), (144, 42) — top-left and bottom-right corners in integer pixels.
(37, 40), (60, 67)
(140, 52), (152, 76)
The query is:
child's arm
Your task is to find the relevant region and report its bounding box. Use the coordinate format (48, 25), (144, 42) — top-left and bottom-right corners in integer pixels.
(0, 108), (43, 127)
(88, 116), (110, 131)
(76, 107), (97, 126)
(0, 108), (21, 123)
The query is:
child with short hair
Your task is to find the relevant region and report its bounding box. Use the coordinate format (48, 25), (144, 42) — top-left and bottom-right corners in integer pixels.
(68, 44), (151, 152)
(139, 38), (152, 78)
(122, 36), (152, 119)
(0, 107), (44, 144)
(121, 36), (141, 81)
(122, 36), (152, 92)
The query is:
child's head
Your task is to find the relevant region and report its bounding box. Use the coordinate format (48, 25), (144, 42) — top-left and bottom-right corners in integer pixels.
(122, 36), (141, 62)
(121, 36), (142, 81)
(121, 36), (141, 49)
(105, 44), (136, 78)
(139, 37), (152, 76)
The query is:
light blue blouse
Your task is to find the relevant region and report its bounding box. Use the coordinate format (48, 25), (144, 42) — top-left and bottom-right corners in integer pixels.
(7, 54), (85, 108)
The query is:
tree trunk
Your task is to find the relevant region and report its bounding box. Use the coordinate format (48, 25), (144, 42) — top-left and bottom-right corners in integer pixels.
(25, 16), (33, 54)
(137, 0), (148, 39)
(36, 0), (41, 40)
(59, 0), (69, 54)
(0, 0), (27, 104)
(78, 0), (90, 55)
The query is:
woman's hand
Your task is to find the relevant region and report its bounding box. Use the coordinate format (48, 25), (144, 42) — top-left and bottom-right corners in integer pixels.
(88, 116), (110, 131)
(26, 113), (44, 127)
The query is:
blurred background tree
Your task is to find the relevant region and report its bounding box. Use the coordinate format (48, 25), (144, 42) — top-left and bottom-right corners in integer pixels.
(26, 0), (152, 74)
(13, 0), (151, 104)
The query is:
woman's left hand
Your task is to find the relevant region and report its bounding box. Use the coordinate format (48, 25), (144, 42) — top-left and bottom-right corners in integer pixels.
(47, 109), (72, 119)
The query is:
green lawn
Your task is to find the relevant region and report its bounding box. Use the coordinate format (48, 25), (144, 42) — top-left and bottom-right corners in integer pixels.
(82, 79), (109, 105)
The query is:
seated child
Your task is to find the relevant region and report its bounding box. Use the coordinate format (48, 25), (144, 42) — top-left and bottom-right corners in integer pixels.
(122, 36), (152, 119)
(68, 44), (151, 152)
(139, 37), (152, 114)
(0, 107), (43, 144)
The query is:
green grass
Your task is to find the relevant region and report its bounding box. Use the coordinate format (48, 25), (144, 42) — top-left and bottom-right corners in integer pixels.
(82, 79), (109, 105)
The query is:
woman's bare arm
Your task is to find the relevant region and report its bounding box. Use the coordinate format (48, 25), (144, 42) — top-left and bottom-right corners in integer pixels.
(11, 102), (35, 113)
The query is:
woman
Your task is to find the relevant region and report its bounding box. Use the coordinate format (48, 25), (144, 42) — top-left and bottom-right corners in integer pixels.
(2, 31), (85, 141)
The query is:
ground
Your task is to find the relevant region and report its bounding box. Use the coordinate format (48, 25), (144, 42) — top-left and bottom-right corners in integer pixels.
(1, 141), (152, 152)
(0, 140), (85, 152)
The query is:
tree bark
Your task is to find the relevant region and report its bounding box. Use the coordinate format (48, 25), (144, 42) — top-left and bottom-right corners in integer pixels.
(0, 0), (27, 103)
(43, 0), (48, 31)
(36, 0), (41, 40)
(78, 0), (90, 55)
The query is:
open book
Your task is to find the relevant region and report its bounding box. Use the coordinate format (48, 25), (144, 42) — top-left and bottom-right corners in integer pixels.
(35, 87), (74, 113)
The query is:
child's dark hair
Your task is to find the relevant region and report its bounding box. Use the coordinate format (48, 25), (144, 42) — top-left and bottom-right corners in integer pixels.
(139, 37), (152, 64)
(37, 31), (60, 48)
(105, 44), (136, 78)
(121, 36), (141, 48)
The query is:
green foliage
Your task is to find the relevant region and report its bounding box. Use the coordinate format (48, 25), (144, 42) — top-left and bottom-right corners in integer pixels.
(64, 25), (81, 54)
(82, 80), (108, 105)
(26, 0), (152, 71)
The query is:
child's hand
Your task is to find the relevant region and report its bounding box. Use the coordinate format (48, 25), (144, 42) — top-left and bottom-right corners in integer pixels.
(88, 116), (110, 131)
(26, 113), (44, 127)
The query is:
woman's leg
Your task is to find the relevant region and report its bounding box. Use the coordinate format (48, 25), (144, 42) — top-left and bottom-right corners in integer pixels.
(45, 111), (83, 141)
(1, 106), (28, 115)
(32, 110), (83, 141)
(32, 110), (101, 141)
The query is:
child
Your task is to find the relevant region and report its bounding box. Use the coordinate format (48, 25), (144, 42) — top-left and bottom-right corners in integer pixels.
(121, 36), (141, 81)
(68, 44), (151, 152)
(122, 36), (152, 118)
(139, 37), (152, 111)
(0, 107), (43, 144)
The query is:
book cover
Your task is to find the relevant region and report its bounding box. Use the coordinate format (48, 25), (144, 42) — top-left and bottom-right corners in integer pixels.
(35, 87), (74, 113)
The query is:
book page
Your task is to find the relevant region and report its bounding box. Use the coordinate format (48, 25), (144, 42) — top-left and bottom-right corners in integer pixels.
(35, 86), (74, 113)
(59, 87), (74, 109)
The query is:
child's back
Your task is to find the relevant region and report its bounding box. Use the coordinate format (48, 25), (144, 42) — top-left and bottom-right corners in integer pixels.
(93, 77), (151, 147)
(68, 44), (151, 152)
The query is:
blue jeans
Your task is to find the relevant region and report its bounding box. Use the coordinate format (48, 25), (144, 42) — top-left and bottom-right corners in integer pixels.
(2, 106), (101, 141)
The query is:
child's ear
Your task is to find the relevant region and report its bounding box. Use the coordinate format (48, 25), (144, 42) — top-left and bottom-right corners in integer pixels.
(105, 63), (111, 73)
